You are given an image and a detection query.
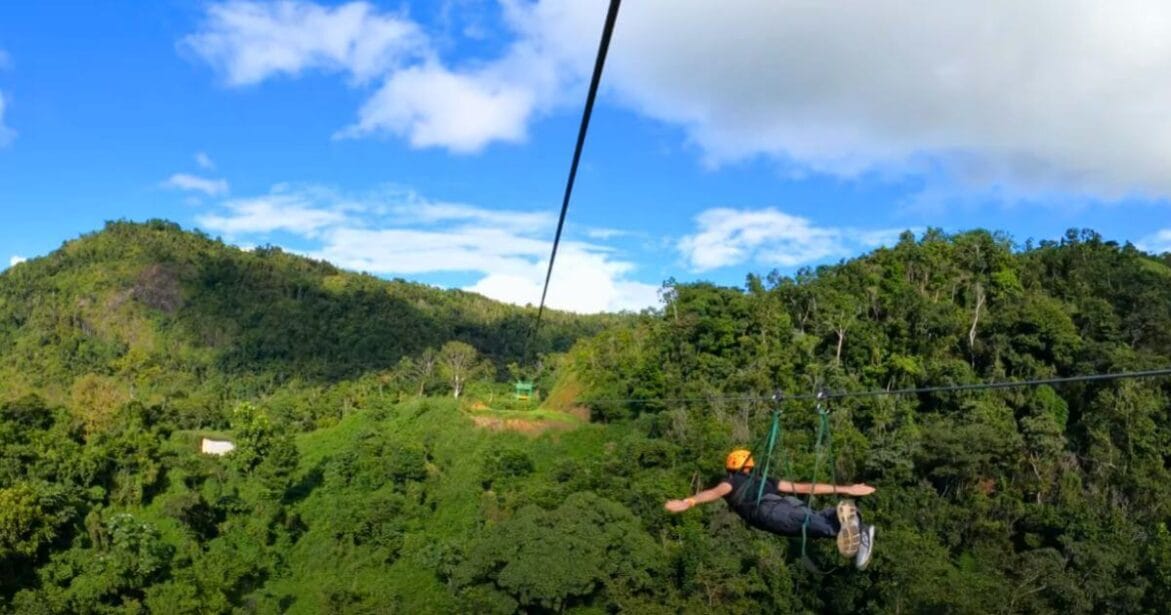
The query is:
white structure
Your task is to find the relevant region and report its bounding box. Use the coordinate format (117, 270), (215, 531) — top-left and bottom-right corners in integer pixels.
(200, 438), (236, 456)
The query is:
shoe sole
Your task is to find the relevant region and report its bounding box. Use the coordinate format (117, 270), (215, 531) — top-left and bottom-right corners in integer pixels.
(856, 525), (875, 570)
(836, 499), (861, 558)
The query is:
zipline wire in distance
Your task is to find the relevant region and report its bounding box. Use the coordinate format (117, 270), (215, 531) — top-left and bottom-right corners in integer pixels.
(576, 367), (1171, 406)
(526, 0), (622, 363)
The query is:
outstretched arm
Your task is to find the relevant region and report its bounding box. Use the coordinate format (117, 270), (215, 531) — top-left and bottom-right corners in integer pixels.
(664, 482), (733, 513)
(778, 480), (876, 497)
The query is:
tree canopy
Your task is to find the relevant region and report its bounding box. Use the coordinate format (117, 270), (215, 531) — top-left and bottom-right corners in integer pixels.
(2, 222), (1170, 613)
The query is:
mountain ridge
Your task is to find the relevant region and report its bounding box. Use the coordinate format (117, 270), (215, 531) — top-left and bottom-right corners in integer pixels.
(0, 219), (623, 427)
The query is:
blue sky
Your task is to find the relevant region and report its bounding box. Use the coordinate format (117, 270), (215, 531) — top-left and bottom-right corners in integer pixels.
(2, 1), (1170, 312)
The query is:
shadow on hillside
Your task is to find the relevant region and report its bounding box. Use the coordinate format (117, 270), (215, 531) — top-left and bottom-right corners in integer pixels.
(165, 249), (605, 385)
(284, 462), (326, 506)
(171, 252), (452, 383)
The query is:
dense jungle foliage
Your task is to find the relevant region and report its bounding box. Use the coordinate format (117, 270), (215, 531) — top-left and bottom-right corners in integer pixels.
(2, 222), (1171, 613)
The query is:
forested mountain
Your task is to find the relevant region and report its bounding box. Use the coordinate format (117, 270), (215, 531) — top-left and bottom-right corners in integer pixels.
(0, 220), (621, 429)
(562, 228), (1171, 612)
(2, 224), (1171, 613)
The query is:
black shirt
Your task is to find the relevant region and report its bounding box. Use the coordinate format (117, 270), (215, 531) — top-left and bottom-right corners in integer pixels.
(722, 471), (779, 524)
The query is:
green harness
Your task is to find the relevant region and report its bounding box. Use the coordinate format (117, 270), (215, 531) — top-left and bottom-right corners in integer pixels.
(744, 391), (836, 572)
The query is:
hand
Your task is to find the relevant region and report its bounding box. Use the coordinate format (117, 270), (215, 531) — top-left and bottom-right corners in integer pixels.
(847, 483), (876, 497)
(664, 499), (692, 513)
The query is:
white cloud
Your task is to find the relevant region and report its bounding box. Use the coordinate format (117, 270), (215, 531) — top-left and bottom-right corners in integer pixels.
(184, 1), (600, 153)
(1137, 229), (1171, 254)
(679, 207), (904, 272)
(306, 226), (545, 274)
(0, 91), (14, 147)
(9, 255), (26, 267)
(196, 185), (659, 312)
(335, 0), (605, 150)
(584, 227), (635, 241)
(163, 173), (230, 196)
(311, 227), (656, 312)
(464, 246), (660, 313)
(181, 0), (426, 85)
(184, 1), (1171, 197)
(446, 0), (1171, 201)
(197, 192), (347, 236)
(347, 0), (612, 150)
(339, 63), (534, 151)
(386, 197), (553, 231)
(195, 152), (215, 170)
(582, 0), (1171, 200)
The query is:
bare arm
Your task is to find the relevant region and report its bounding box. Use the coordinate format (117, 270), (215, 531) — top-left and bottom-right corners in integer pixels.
(778, 480), (876, 497)
(664, 482), (733, 513)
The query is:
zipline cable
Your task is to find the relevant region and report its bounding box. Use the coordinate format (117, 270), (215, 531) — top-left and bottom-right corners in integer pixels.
(526, 0), (622, 361)
(577, 366), (1171, 406)
(512, 0), (1168, 410)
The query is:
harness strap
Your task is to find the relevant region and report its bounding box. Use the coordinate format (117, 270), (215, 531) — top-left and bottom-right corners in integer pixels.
(800, 394), (834, 562)
(753, 408), (782, 507)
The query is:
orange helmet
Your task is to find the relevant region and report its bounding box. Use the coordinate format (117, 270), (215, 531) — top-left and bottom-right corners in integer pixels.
(725, 449), (755, 472)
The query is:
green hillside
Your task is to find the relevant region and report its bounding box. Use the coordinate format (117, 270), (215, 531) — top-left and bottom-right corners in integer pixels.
(0, 220), (621, 429)
(3, 224), (1171, 613)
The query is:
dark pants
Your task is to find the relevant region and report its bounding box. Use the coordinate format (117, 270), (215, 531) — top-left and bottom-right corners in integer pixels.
(751, 495), (841, 538)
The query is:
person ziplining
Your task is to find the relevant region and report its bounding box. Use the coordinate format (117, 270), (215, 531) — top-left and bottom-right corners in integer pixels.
(664, 448), (878, 570)
(657, 372), (1170, 572)
(510, 0), (1165, 574)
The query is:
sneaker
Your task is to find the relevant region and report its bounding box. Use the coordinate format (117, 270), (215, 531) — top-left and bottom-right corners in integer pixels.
(855, 524), (875, 570)
(836, 500), (861, 558)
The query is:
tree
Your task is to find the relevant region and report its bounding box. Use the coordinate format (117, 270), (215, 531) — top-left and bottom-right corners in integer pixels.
(69, 373), (130, 436)
(103, 513), (175, 590)
(0, 482), (76, 561)
(438, 341), (487, 398)
(815, 286), (863, 365)
(453, 493), (661, 612)
(408, 348), (439, 397)
(227, 402), (297, 491)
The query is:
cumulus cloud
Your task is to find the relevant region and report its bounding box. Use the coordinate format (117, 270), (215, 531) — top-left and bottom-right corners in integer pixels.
(464, 246), (660, 313)
(338, 64), (535, 151)
(195, 151), (215, 170)
(334, 0), (606, 148)
(183, 1), (1171, 198)
(9, 255), (26, 268)
(0, 91), (14, 147)
(195, 185), (659, 312)
(312, 226), (546, 274)
(1137, 229), (1171, 254)
(181, 0), (426, 85)
(679, 207), (905, 272)
(163, 173), (230, 196)
(590, 0), (1171, 200)
(184, 1), (599, 153)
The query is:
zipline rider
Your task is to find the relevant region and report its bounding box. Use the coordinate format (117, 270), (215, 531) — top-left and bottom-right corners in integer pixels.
(664, 449), (878, 570)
